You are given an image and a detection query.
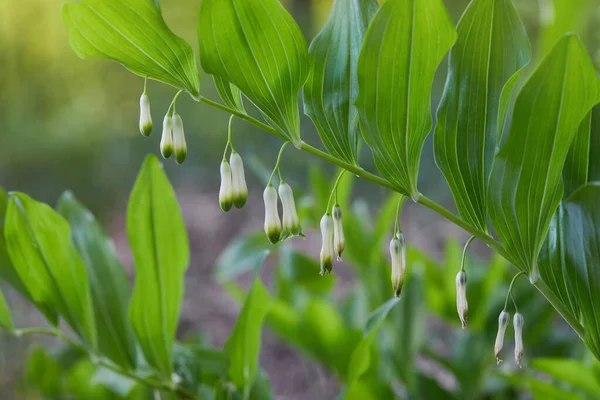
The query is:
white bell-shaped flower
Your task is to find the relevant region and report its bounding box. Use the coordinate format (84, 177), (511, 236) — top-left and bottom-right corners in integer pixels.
(172, 113), (187, 164)
(219, 160), (234, 212)
(514, 313), (525, 368)
(139, 92), (153, 136)
(333, 204), (344, 260)
(494, 311), (510, 364)
(390, 233), (406, 297)
(160, 114), (173, 159)
(230, 153), (248, 209)
(263, 185), (281, 244)
(456, 270), (468, 329)
(279, 183), (302, 237)
(319, 214), (334, 275)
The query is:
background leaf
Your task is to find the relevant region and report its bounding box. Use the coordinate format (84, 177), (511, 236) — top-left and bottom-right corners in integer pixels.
(356, 0), (457, 197)
(224, 278), (271, 392)
(488, 34), (600, 274)
(63, 0), (200, 98)
(127, 155), (189, 377)
(198, 0), (309, 146)
(303, 0), (378, 165)
(214, 232), (272, 283)
(57, 191), (137, 369)
(434, 0), (531, 232)
(0, 287), (13, 332)
(4, 193), (97, 348)
(214, 76), (246, 114)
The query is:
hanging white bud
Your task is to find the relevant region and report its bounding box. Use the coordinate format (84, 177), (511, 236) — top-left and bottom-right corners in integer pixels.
(160, 114), (173, 159)
(279, 183), (302, 237)
(333, 204), (345, 260)
(230, 153), (248, 209)
(172, 113), (187, 164)
(219, 161), (234, 212)
(456, 270), (468, 329)
(263, 185), (282, 244)
(139, 92), (153, 136)
(320, 214), (334, 276)
(494, 311), (510, 364)
(390, 233), (406, 297)
(514, 313), (525, 368)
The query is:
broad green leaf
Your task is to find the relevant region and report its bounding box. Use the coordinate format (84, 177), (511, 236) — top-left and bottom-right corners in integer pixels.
(214, 232), (272, 283)
(347, 297), (400, 384)
(214, 77), (245, 114)
(57, 192), (137, 369)
(533, 358), (600, 397)
(488, 35), (600, 275)
(561, 183), (600, 359)
(0, 188), (56, 324)
(303, 0), (378, 165)
(63, 0), (200, 98)
(0, 287), (13, 332)
(225, 278), (271, 391)
(198, 0), (309, 146)
(356, 0), (456, 198)
(5, 193), (97, 348)
(564, 113), (592, 198)
(434, 0), (531, 232)
(127, 155), (189, 377)
(589, 105), (600, 181)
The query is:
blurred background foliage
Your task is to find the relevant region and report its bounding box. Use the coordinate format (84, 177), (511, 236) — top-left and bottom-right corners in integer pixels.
(0, 0), (600, 399)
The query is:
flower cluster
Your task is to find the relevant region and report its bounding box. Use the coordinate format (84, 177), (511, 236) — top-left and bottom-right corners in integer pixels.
(494, 310), (525, 368)
(219, 152), (248, 212)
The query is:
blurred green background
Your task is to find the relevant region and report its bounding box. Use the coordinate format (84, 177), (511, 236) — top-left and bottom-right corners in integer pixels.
(1, 0), (600, 399)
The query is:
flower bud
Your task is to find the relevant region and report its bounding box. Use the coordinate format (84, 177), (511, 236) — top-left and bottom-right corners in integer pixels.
(263, 185), (281, 244)
(172, 113), (187, 164)
(139, 92), (152, 136)
(456, 270), (468, 329)
(513, 313), (524, 368)
(219, 161), (234, 212)
(320, 214), (334, 275)
(333, 204), (345, 260)
(390, 233), (406, 297)
(160, 114), (173, 159)
(494, 311), (510, 364)
(279, 183), (302, 237)
(230, 153), (248, 209)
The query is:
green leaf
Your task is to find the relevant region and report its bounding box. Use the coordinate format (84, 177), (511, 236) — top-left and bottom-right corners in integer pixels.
(434, 0), (531, 232)
(303, 0), (378, 165)
(532, 358), (600, 397)
(0, 188), (57, 324)
(561, 183), (600, 359)
(127, 155), (189, 377)
(356, 0), (456, 197)
(57, 191), (137, 369)
(487, 34), (600, 275)
(225, 278), (271, 391)
(0, 286), (13, 332)
(279, 249), (335, 294)
(214, 76), (245, 114)
(538, 0), (593, 55)
(347, 297), (400, 384)
(214, 232), (272, 283)
(63, 0), (200, 98)
(588, 105), (600, 181)
(564, 112), (592, 198)
(4, 193), (97, 347)
(198, 0), (309, 146)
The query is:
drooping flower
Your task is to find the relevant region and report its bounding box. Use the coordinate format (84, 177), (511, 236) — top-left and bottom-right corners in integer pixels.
(390, 233), (406, 297)
(230, 152), (248, 209)
(494, 311), (510, 364)
(514, 313), (525, 368)
(279, 183), (302, 237)
(263, 185), (281, 244)
(219, 160), (233, 212)
(139, 92), (152, 136)
(172, 113), (187, 164)
(456, 270), (468, 329)
(332, 204), (344, 260)
(160, 114), (173, 159)
(319, 214), (334, 275)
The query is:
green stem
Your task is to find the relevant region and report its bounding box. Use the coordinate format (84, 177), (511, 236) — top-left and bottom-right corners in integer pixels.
(504, 271), (525, 311)
(169, 90), (184, 114)
(228, 115), (236, 153)
(460, 235), (476, 272)
(14, 328), (196, 400)
(268, 142), (290, 185)
(197, 96), (586, 340)
(326, 170), (346, 214)
(394, 195), (404, 235)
